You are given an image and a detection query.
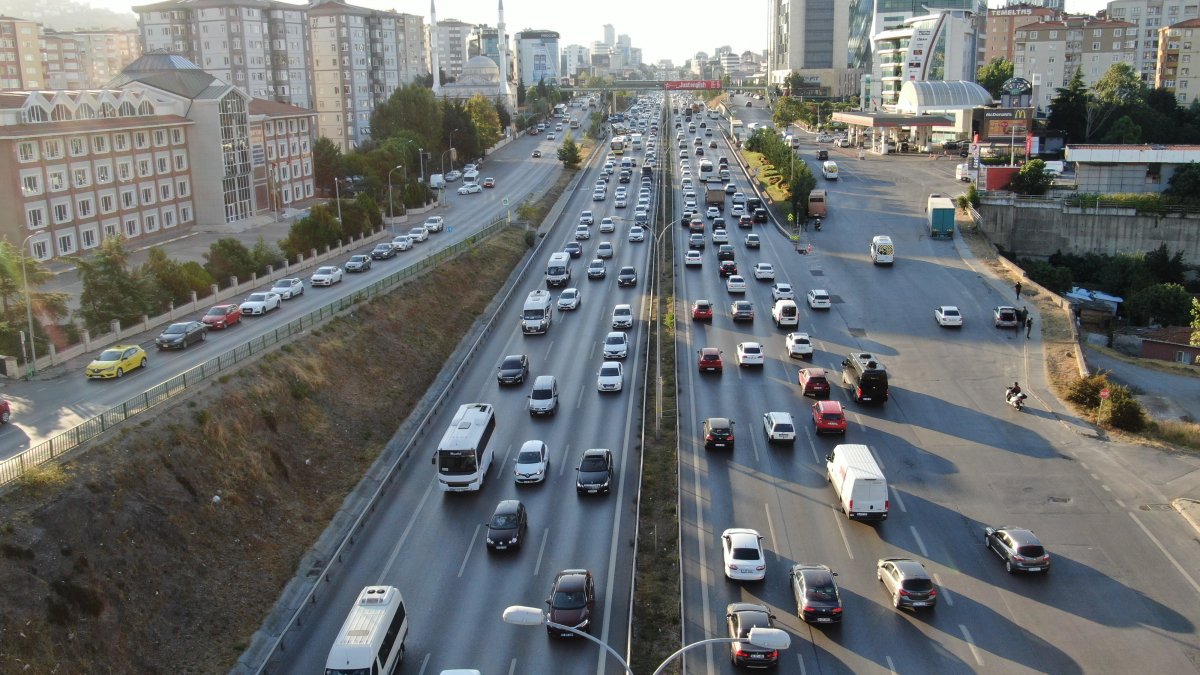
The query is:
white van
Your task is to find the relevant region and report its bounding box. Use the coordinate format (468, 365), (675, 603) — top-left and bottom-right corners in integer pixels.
(521, 290), (553, 334)
(821, 161), (839, 180)
(545, 252), (571, 286)
(870, 235), (894, 265)
(771, 299), (799, 327)
(955, 163), (975, 182)
(462, 169), (480, 184)
(326, 586), (409, 675)
(825, 444), (889, 521)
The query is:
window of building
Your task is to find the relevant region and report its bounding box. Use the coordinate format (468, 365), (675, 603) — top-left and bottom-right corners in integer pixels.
(144, 212), (159, 232)
(100, 193), (115, 213)
(154, 129), (167, 146)
(134, 131), (149, 149)
(81, 226), (98, 250)
(53, 202), (71, 223)
(171, 127), (184, 144)
(157, 156), (169, 173)
(18, 141), (37, 162)
(77, 197), (93, 218)
(21, 173), (41, 195)
(121, 187), (136, 208)
(162, 208), (175, 228)
(73, 167), (90, 187)
(159, 182), (174, 200)
(1093, 41), (1101, 49)
(141, 187), (155, 204)
(113, 133), (128, 150)
(173, 152), (187, 171)
(47, 169), (67, 192)
(69, 137), (87, 156)
(138, 159), (152, 177)
(27, 206), (46, 229)
(92, 135), (109, 154)
(30, 238), (49, 260)
(103, 220), (118, 239)
(56, 232), (75, 256)
(177, 178), (190, 197)
(43, 139), (63, 159)
(180, 204), (192, 223)
(124, 215), (139, 237)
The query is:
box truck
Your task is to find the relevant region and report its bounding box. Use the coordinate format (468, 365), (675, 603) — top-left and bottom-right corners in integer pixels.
(926, 196), (956, 238)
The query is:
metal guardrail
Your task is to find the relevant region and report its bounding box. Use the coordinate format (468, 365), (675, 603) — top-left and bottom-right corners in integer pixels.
(0, 214), (515, 489)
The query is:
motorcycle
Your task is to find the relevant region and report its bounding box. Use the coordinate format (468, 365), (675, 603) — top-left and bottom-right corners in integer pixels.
(1005, 388), (1027, 411)
(813, 218), (822, 232)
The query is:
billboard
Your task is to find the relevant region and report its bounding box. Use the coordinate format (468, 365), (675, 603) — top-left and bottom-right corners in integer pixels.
(664, 80), (722, 90)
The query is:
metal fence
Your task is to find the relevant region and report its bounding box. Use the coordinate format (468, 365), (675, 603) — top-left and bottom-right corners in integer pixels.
(0, 214), (515, 488)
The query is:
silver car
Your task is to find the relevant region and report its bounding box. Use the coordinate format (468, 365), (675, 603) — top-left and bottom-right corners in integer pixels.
(877, 558), (938, 610)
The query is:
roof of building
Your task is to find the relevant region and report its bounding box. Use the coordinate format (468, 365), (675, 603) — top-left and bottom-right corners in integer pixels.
(831, 111), (954, 128)
(249, 98), (315, 117)
(132, 0), (295, 12)
(1167, 18), (1200, 29)
(897, 80), (994, 112)
(106, 52), (230, 100)
(1067, 144), (1200, 163)
(1139, 327), (1198, 347)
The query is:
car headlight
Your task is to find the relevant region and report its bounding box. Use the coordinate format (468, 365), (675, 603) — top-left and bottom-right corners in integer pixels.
(486, 538), (494, 544)
(508, 537), (518, 544)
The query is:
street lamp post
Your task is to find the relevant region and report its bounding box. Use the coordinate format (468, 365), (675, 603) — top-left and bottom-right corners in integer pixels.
(387, 165), (405, 222)
(333, 176), (344, 222)
(448, 128), (460, 172)
(20, 234), (38, 378)
(501, 606), (790, 674)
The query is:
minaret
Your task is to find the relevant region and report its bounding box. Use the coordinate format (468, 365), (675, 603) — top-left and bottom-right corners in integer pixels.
(496, 0), (514, 114)
(430, 0), (441, 95)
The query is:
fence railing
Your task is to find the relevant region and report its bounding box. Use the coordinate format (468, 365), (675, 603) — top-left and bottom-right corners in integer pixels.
(0, 214), (516, 488)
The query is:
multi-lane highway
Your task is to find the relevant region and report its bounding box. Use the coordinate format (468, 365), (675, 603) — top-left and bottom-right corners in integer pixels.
(676, 98), (1200, 673)
(0, 132), (568, 462)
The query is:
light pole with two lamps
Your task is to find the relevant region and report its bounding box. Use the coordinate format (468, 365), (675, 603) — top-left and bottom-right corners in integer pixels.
(387, 164), (406, 228)
(20, 233), (40, 378)
(501, 605), (790, 674)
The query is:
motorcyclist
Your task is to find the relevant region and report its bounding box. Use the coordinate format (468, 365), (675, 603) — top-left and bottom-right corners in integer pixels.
(1006, 382), (1023, 404)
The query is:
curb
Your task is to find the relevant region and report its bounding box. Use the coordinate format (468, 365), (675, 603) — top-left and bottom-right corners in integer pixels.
(1171, 498), (1200, 536)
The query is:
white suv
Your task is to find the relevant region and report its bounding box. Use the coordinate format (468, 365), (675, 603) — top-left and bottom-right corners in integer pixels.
(423, 216), (444, 232)
(762, 412), (796, 444)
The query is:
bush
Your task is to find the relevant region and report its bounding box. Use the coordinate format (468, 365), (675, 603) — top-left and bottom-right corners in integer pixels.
(1064, 372), (1110, 408)
(1099, 385), (1146, 431)
(1020, 260), (1073, 293)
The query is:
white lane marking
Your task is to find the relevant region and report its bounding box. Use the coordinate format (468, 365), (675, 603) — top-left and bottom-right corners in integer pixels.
(960, 624), (984, 666)
(764, 503), (779, 554)
(886, 655), (898, 673)
(458, 524), (481, 578)
(796, 653), (807, 674)
(1129, 511), (1200, 599)
(871, 447), (886, 471)
(534, 527), (550, 576)
(1090, 473), (1101, 481)
(807, 432), (820, 464)
(910, 526), (929, 557)
(545, 340), (555, 360)
(1101, 484), (1112, 492)
(507, 658), (517, 675)
(751, 430), (761, 463)
(376, 479), (435, 583)
(558, 444), (571, 477)
(933, 573), (954, 606)
(496, 442), (514, 478)
(1115, 498), (1127, 508)
(831, 508), (854, 559)
(1080, 461), (1090, 470)
(417, 653), (430, 675)
(577, 382), (586, 408)
(890, 486), (908, 513)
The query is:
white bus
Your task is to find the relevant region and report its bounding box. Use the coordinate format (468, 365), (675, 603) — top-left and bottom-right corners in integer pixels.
(325, 586), (409, 675)
(433, 403), (496, 492)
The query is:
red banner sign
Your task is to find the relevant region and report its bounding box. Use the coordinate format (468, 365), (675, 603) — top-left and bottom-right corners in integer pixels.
(664, 80), (722, 90)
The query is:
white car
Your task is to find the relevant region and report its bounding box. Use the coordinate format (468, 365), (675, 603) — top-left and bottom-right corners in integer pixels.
(730, 204), (746, 218)
(722, 528), (767, 581)
(580, 210), (595, 225)
(706, 206), (720, 220)
(513, 439), (549, 484)
(785, 332), (813, 359)
(935, 305), (964, 327)
(408, 227), (429, 242)
(557, 287), (581, 310)
(732, 192), (746, 205)
(753, 263), (775, 280)
(600, 217), (616, 233)
(271, 278), (304, 299)
(628, 226), (646, 242)
(807, 289), (832, 309)
(597, 361), (624, 392)
(310, 266), (343, 286)
(736, 341), (765, 366)
(603, 331), (629, 359)
(547, 132), (556, 140)
(772, 283), (794, 301)
(575, 225), (591, 240)
(391, 235), (413, 251)
(457, 183), (482, 195)
(239, 291), (281, 315)
(612, 303), (634, 329)
(684, 199), (697, 212)
(615, 197), (628, 208)
(711, 228), (729, 244)
(726, 275), (748, 293)
(423, 216), (444, 232)
(592, 189), (606, 201)
(684, 250), (703, 266)
(763, 411), (797, 444)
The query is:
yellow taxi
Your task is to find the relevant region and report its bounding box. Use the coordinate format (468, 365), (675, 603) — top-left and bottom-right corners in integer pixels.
(86, 344), (148, 379)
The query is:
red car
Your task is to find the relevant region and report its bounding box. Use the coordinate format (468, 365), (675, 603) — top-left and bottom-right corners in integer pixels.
(812, 400), (847, 434)
(691, 300), (714, 321)
(482, 177), (496, 188)
(798, 367), (831, 398)
(0, 398), (11, 424)
(698, 347), (724, 373)
(202, 304), (242, 329)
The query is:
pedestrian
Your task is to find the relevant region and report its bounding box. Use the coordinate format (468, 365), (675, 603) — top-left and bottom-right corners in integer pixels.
(1026, 316), (1033, 339)
(1015, 280), (1023, 300)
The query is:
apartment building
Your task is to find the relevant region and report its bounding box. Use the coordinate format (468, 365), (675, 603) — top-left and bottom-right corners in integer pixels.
(41, 29), (142, 90)
(514, 29), (559, 85)
(134, 0), (313, 109)
(1013, 16), (1138, 110)
(1156, 17), (1200, 104)
(0, 15), (45, 89)
(1106, 0), (1200, 83)
(432, 18), (471, 81)
(41, 31), (85, 90)
(870, 11), (979, 110)
(560, 43), (589, 78)
(981, 5), (1062, 64)
(249, 98), (315, 215)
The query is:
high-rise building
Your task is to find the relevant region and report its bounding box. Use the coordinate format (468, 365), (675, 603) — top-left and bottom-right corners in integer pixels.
(1156, 17), (1200, 104)
(870, 11), (979, 110)
(769, 0), (853, 73)
(981, 5), (1062, 65)
(603, 24), (614, 47)
(0, 16), (46, 89)
(308, 2), (427, 152)
(514, 29), (559, 85)
(40, 29), (142, 90)
(1013, 16), (1138, 110)
(1106, 0), (1200, 83)
(41, 32), (85, 90)
(432, 18), (471, 80)
(133, 0), (312, 109)
(561, 43), (590, 77)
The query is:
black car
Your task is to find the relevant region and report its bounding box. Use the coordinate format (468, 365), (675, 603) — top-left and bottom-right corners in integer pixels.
(719, 260), (738, 277)
(370, 243), (397, 260)
(617, 266), (638, 287)
(485, 499), (527, 551)
(753, 208), (769, 223)
(155, 321), (207, 350)
(984, 526), (1051, 574)
(726, 603), (780, 668)
(746, 197), (763, 211)
(496, 354), (529, 385)
(790, 564), (843, 624)
(576, 448), (613, 495)
(817, 149), (829, 161)
(563, 242), (583, 258)
(703, 417), (735, 450)
(717, 244), (736, 261)
(547, 569), (595, 637)
(943, 140), (960, 150)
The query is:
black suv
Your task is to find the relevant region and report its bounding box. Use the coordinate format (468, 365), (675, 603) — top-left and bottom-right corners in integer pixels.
(576, 448), (613, 495)
(703, 417), (735, 450)
(842, 352), (889, 403)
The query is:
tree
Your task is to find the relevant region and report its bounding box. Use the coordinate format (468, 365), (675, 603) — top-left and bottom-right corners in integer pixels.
(250, 236), (284, 272)
(976, 58), (1014, 99)
(1164, 161), (1200, 204)
(788, 162), (817, 218)
(466, 93), (502, 150)
(1126, 283), (1192, 326)
(772, 98), (805, 128)
(312, 136), (344, 196)
(1144, 244), (1187, 284)
(203, 238), (259, 286)
(141, 247), (201, 312)
(517, 74), (525, 106)
(75, 237), (152, 332)
(493, 97), (512, 130)
(536, 77), (548, 100)
(0, 241), (68, 358)
(557, 136), (581, 169)
(1093, 62), (1143, 107)
(1007, 159), (1053, 195)
(785, 71), (805, 97)
(280, 204), (343, 258)
(1047, 69), (1088, 142)
(370, 84), (442, 148)
(1101, 115), (1142, 143)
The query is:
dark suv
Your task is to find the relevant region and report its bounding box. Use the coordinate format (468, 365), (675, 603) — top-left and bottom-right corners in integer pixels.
(546, 569), (595, 637)
(576, 448), (613, 495)
(703, 417), (735, 450)
(842, 352), (889, 403)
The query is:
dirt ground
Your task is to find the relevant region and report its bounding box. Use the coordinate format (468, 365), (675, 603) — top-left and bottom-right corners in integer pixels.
(0, 229), (529, 674)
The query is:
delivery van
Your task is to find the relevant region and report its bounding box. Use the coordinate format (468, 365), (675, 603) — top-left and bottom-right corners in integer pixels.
(326, 586), (409, 675)
(772, 299), (799, 327)
(955, 163), (975, 182)
(821, 161), (839, 180)
(545, 252), (571, 287)
(870, 235), (894, 265)
(807, 189), (827, 218)
(825, 444), (889, 521)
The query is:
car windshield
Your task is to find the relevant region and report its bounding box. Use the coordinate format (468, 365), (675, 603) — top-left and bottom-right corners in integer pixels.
(902, 578), (934, 592)
(580, 458), (607, 471)
(205, 307), (227, 316)
(600, 365), (620, 375)
(731, 547), (759, 561)
(501, 357), (523, 369)
(606, 336), (623, 345)
(822, 414), (843, 422)
(531, 388), (553, 400)
(1017, 545), (1046, 557)
(317, 267), (334, 274)
(553, 589), (587, 610)
(164, 325), (186, 335)
(97, 349), (123, 361)
(247, 294), (266, 301)
(775, 424), (794, 433)
(806, 582), (838, 601)
(517, 450), (542, 464)
(744, 346), (760, 354)
(490, 513), (518, 529)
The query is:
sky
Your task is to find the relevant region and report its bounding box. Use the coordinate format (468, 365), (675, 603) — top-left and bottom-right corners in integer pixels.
(77, 0), (1111, 66)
